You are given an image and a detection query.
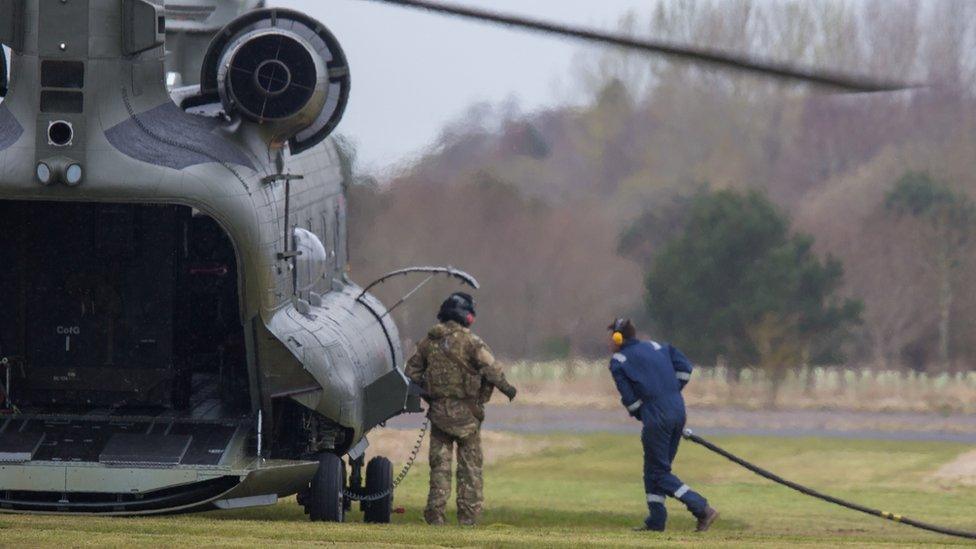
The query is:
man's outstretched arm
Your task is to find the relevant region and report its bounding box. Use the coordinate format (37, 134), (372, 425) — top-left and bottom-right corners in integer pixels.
(471, 337), (517, 401)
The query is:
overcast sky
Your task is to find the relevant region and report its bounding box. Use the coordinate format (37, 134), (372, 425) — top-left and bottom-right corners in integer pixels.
(273, 0), (655, 175)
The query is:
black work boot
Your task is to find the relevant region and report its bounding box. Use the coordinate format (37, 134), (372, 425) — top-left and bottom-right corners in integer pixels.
(634, 500), (666, 531)
(695, 506), (719, 532)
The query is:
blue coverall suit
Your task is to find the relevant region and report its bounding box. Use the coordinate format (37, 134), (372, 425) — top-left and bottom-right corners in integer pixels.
(609, 338), (709, 530)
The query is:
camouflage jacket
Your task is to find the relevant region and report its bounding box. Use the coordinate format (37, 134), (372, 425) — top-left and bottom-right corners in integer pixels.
(405, 321), (515, 437)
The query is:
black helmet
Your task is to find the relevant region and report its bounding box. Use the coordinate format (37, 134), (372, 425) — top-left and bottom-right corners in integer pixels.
(438, 292), (476, 327)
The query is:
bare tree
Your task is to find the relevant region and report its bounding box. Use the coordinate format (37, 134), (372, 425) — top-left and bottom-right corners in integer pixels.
(885, 172), (976, 371)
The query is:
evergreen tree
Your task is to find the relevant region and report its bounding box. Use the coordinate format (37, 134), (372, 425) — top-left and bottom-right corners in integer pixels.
(645, 189), (861, 402)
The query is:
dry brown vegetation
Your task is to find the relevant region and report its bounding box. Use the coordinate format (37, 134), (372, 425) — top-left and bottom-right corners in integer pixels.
(349, 180), (642, 358)
(506, 360), (976, 414)
(348, 0), (976, 372)
(366, 427), (583, 467)
(931, 450), (976, 487)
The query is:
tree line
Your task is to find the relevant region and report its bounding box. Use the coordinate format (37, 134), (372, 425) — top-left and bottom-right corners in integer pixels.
(346, 0), (976, 375)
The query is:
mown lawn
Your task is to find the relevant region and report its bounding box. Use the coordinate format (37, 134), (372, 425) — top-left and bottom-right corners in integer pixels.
(0, 434), (973, 547)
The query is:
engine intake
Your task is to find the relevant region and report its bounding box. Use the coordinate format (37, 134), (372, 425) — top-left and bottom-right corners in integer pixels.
(199, 8), (350, 153)
(220, 29), (324, 125)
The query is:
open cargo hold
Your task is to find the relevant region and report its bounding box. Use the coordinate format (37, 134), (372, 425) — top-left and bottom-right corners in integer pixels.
(0, 200), (267, 513)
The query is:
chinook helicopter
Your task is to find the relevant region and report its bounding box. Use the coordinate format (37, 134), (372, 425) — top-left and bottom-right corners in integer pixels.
(0, 0), (911, 524)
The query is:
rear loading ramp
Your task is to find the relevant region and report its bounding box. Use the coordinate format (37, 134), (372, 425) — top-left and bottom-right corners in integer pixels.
(0, 458), (318, 514)
(0, 432), (44, 463)
(0, 415), (246, 466)
(0, 413), (315, 514)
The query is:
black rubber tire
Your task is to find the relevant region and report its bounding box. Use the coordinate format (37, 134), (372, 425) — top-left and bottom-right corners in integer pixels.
(341, 459), (350, 512)
(363, 456), (393, 524)
(307, 453), (345, 522)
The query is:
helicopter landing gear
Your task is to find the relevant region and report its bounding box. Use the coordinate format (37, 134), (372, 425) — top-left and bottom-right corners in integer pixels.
(305, 453), (346, 522)
(345, 454), (394, 524)
(363, 456), (394, 523)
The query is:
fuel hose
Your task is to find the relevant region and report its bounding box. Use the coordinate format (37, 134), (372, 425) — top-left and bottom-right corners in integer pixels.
(682, 429), (976, 541)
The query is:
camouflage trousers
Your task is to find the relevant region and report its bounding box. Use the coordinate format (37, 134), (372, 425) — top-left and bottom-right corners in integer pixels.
(424, 423), (483, 525)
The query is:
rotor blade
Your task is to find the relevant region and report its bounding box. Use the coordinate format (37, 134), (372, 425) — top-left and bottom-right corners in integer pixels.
(361, 0), (917, 93)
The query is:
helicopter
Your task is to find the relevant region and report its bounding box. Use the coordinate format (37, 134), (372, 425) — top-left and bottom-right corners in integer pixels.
(0, 0), (910, 523)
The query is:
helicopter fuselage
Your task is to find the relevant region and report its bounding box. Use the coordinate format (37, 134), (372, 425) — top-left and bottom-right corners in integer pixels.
(0, 0), (409, 514)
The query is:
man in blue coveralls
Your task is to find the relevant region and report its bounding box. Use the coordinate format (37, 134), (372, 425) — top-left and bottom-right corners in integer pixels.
(607, 318), (719, 532)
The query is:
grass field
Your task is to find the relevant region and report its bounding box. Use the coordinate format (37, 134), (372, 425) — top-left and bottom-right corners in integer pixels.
(0, 434), (973, 547)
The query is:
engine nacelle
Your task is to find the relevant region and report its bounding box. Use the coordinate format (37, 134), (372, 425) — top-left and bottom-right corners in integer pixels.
(217, 28), (328, 137)
(199, 8), (350, 153)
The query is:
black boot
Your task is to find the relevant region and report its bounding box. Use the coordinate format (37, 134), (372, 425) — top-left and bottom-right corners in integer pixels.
(695, 506), (719, 532)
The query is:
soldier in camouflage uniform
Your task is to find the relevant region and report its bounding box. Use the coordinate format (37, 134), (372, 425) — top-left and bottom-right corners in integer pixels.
(405, 292), (518, 526)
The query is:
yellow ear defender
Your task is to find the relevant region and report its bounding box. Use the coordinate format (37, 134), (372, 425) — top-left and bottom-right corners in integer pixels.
(612, 331), (624, 346)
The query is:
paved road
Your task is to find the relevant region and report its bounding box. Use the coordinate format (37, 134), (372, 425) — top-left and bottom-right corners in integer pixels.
(386, 404), (976, 443)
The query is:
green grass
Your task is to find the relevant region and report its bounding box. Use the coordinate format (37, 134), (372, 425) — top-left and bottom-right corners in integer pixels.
(0, 434), (973, 547)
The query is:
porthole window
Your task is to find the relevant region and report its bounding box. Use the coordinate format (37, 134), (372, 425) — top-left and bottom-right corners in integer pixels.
(293, 227), (327, 293)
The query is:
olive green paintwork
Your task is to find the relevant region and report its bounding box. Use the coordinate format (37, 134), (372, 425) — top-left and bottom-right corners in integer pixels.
(0, 0), (410, 513)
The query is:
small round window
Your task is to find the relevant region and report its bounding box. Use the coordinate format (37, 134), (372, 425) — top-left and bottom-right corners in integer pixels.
(293, 227), (327, 293)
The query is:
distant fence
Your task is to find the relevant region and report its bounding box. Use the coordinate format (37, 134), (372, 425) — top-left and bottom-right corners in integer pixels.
(504, 360), (976, 414)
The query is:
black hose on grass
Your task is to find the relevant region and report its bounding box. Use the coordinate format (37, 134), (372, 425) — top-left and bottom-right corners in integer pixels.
(682, 429), (976, 541)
